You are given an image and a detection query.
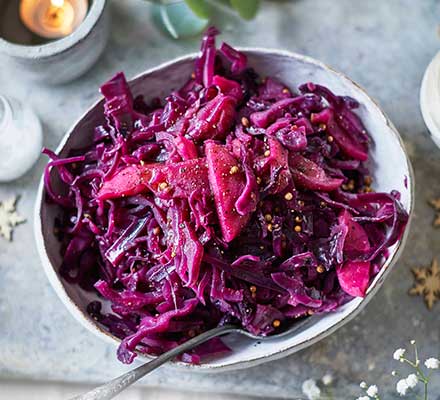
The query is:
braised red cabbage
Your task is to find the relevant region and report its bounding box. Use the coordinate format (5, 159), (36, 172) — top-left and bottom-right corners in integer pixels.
(43, 28), (409, 364)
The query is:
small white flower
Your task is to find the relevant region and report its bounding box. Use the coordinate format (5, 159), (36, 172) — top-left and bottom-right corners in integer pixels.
(366, 385), (378, 397)
(322, 373), (333, 386)
(410, 339), (416, 345)
(425, 357), (440, 369)
(396, 379), (409, 396)
(359, 381), (368, 389)
(356, 397), (370, 400)
(393, 348), (406, 361)
(405, 374), (418, 389)
(391, 370), (397, 376)
(302, 379), (321, 400)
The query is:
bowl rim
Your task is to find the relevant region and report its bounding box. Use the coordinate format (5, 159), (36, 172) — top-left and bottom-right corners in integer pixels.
(34, 47), (415, 372)
(0, 0), (107, 58)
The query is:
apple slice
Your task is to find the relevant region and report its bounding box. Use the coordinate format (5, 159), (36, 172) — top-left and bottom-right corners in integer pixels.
(205, 141), (249, 242)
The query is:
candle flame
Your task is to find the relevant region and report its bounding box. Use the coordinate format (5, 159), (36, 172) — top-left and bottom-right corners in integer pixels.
(51, 0), (65, 8)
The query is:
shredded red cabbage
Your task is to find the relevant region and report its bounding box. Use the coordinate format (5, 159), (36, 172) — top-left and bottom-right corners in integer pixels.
(43, 28), (409, 364)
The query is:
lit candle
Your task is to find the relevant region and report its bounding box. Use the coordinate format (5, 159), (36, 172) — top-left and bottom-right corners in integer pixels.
(19, 0), (88, 39)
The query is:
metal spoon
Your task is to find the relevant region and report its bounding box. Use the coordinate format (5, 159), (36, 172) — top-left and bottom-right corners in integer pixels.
(70, 317), (313, 400)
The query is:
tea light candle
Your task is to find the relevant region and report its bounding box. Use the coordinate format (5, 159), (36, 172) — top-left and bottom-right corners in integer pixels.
(19, 0), (88, 39)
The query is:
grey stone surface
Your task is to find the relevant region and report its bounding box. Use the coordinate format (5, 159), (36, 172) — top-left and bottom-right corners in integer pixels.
(0, 0), (439, 398)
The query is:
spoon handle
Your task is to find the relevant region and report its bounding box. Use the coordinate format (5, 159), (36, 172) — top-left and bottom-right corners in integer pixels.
(70, 325), (238, 400)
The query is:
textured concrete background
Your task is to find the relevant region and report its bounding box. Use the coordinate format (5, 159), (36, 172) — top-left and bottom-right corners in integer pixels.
(0, 0), (439, 398)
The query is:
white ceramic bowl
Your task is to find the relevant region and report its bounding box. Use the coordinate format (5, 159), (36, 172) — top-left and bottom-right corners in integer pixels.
(35, 49), (414, 372)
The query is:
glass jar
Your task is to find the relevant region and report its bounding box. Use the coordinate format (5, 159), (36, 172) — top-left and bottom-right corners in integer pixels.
(0, 95), (42, 181)
(150, 0), (209, 39)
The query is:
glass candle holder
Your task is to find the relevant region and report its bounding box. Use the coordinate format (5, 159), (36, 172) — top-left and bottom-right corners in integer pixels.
(151, 0), (209, 39)
(0, 0), (109, 84)
(0, 95), (43, 182)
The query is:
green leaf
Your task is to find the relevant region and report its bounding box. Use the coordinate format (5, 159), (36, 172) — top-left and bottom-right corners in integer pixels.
(185, 0), (212, 19)
(229, 0), (260, 20)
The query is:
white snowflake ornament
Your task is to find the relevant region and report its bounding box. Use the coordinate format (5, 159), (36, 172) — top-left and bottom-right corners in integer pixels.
(0, 196), (26, 241)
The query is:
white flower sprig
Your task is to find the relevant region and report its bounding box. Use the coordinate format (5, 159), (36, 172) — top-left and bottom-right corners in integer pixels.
(302, 379), (321, 400)
(301, 374), (334, 399)
(356, 340), (439, 400)
(425, 358), (440, 370)
(356, 381), (380, 400)
(300, 341), (437, 400)
(394, 348), (407, 362)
